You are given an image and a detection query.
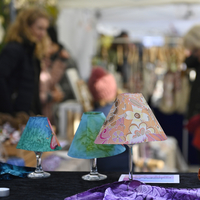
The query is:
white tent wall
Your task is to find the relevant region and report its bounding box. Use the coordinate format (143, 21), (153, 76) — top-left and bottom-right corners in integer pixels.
(57, 9), (99, 81)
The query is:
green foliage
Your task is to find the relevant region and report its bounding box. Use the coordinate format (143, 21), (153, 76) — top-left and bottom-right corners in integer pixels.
(45, 5), (58, 25)
(0, 1), (10, 52)
(0, 0), (10, 30)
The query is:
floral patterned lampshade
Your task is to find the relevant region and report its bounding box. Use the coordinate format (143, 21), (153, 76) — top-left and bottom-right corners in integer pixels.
(95, 93), (167, 145)
(17, 116), (61, 152)
(68, 112), (126, 159)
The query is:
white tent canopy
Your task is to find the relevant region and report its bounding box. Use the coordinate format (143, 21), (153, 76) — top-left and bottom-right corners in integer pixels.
(57, 1), (200, 79)
(58, 0), (200, 9)
(98, 5), (200, 35)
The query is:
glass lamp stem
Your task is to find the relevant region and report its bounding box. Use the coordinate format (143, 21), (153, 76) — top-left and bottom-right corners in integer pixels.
(90, 158), (98, 175)
(35, 152), (43, 173)
(128, 145), (133, 180)
(27, 151), (50, 179)
(82, 158), (107, 181)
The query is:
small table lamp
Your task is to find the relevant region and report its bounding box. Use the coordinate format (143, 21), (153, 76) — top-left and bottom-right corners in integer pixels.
(68, 111), (126, 181)
(17, 116), (61, 179)
(95, 93), (167, 179)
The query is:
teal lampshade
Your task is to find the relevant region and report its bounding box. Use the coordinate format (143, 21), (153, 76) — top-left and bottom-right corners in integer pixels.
(17, 116), (62, 152)
(68, 112), (126, 159)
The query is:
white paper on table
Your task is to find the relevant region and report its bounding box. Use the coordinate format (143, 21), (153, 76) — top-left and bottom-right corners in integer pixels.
(118, 174), (180, 183)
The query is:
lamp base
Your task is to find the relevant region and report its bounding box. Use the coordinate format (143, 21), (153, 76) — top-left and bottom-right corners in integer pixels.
(82, 173), (107, 181)
(28, 171), (51, 179)
(27, 152), (51, 179)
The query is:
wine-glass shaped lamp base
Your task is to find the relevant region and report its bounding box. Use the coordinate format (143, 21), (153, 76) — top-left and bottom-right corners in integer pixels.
(82, 158), (107, 181)
(127, 144), (134, 180)
(28, 152), (50, 179)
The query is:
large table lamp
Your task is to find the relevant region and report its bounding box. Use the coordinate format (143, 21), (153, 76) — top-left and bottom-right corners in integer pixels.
(68, 111), (126, 181)
(17, 116), (61, 179)
(95, 93), (167, 179)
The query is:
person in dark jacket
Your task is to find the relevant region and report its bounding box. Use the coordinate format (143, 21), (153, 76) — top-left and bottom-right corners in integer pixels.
(0, 7), (49, 116)
(183, 25), (200, 163)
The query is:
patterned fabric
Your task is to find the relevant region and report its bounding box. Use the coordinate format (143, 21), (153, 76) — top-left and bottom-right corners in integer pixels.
(95, 93), (167, 145)
(68, 112), (126, 159)
(0, 162), (34, 180)
(17, 116), (61, 152)
(65, 180), (200, 200)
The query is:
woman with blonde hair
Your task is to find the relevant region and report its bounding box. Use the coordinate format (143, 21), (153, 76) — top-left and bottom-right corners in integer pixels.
(0, 7), (49, 116)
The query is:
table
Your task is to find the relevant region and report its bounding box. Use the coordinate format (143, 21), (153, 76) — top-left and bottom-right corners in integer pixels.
(0, 172), (199, 200)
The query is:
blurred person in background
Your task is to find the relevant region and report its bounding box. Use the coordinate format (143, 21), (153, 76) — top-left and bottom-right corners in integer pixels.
(88, 66), (117, 116)
(39, 35), (64, 123)
(184, 25), (200, 163)
(88, 66), (129, 172)
(40, 26), (78, 126)
(0, 7), (49, 119)
(46, 26), (78, 101)
(109, 31), (131, 89)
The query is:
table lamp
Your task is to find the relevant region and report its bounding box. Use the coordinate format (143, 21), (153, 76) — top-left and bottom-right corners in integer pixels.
(95, 93), (167, 180)
(68, 111), (126, 181)
(16, 116), (61, 179)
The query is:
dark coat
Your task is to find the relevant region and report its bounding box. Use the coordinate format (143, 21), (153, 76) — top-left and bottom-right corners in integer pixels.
(0, 41), (41, 115)
(185, 55), (200, 119)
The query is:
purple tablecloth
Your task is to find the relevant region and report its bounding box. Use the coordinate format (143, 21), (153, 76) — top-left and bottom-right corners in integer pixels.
(65, 180), (200, 200)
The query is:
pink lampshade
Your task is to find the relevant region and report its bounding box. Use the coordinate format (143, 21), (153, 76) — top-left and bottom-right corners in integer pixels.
(94, 93), (167, 145)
